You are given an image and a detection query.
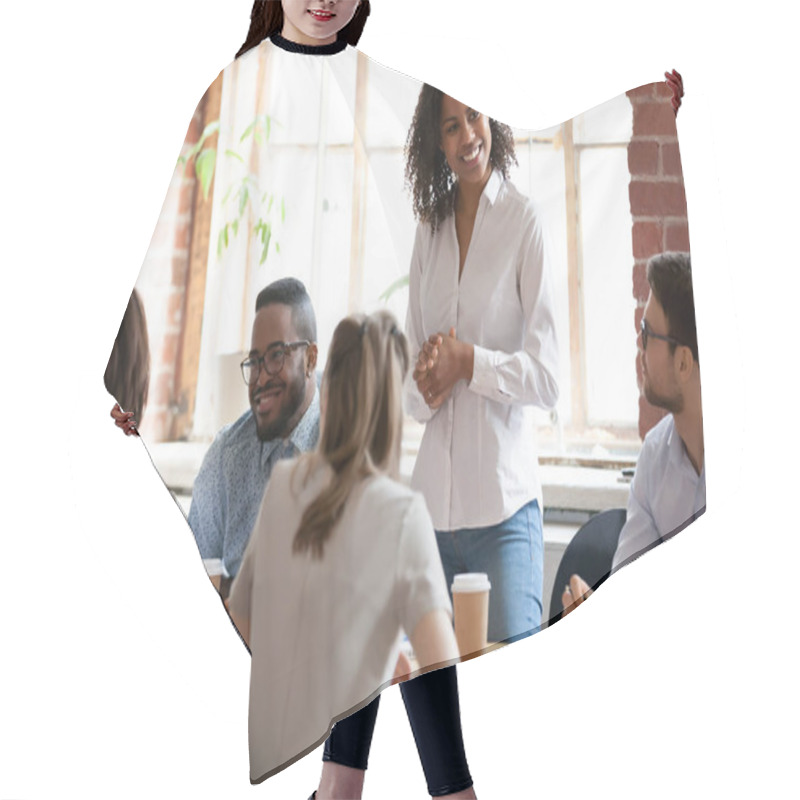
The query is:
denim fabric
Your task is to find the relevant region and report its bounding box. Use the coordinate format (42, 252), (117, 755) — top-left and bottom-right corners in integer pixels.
(436, 498), (543, 644)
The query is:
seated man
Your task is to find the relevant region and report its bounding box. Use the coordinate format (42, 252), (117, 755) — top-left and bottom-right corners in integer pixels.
(188, 278), (320, 592)
(563, 251), (704, 611)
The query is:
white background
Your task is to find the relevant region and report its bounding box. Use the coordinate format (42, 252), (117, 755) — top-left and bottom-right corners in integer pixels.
(1, 1), (797, 798)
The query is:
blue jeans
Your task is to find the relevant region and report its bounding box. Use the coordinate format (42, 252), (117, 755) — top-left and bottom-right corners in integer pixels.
(437, 498), (543, 644)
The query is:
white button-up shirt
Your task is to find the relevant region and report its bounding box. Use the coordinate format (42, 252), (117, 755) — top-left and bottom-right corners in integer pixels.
(612, 414), (706, 570)
(404, 171), (560, 531)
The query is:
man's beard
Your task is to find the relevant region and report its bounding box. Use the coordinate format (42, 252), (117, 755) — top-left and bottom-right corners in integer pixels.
(252, 373), (307, 441)
(643, 381), (684, 415)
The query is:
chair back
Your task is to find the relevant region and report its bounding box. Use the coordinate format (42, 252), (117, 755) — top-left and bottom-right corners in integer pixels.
(548, 508), (627, 625)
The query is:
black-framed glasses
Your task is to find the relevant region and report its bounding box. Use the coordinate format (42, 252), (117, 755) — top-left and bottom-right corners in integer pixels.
(240, 341), (310, 384)
(640, 318), (682, 350)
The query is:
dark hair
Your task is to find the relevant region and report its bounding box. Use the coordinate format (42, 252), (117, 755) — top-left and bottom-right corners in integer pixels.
(255, 277), (317, 342)
(104, 289), (150, 423)
(236, 0), (371, 59)
(405, 84), (518, 232)
(647, 252), (699, 363)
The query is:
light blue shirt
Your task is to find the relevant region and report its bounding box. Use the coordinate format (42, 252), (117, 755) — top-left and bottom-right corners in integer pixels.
(613, 414), (706, 570)
(187, 390), (320, 578)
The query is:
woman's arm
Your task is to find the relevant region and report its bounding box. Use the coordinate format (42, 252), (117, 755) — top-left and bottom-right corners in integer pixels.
(403, 225), (440, 421)
(409, 608), (459, 670)
(226, 599), (251, 648)
(418, 206), (560, 409)
(469, 204), (560, 408)
(395, 494), (459, 668)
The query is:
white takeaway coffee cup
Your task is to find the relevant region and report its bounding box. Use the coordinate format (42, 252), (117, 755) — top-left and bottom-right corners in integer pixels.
(203, 558), (227, 592)
(451, 573), (491, 657)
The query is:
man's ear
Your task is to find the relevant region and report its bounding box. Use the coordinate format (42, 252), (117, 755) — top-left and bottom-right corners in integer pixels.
(675, 344), (695, 384)
(306, 343), (318, 377)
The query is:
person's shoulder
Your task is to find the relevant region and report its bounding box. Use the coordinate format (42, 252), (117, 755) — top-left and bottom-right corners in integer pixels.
(642, 413), (675, 450)
(226, 37), (271, 74)
(498, 178), (542, 226)
(513, 180), (544, 217)
(414, 217), (437, 244)
(360, 475), (419, 518)
(636, 414), (676, 476)
(363, 474), (412, 501)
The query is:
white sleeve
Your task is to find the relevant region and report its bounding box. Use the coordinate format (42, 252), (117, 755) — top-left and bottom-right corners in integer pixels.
(403, 224), (436, 423)
(393, 494), (452, 637)
(612, 443), (661, 570)
(468, 206), (560, 409)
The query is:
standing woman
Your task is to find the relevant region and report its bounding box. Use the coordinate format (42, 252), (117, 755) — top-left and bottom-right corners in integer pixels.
(406, 85), (560, 645)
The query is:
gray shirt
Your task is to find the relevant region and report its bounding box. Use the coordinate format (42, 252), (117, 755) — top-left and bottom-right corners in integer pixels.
(188, 390), (320, 577)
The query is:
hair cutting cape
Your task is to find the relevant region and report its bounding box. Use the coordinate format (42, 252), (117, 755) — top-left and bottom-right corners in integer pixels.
(106, 37), (703, 783)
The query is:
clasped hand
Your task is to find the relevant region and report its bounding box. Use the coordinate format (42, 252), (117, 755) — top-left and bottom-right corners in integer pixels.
(413, 327), (471, 409)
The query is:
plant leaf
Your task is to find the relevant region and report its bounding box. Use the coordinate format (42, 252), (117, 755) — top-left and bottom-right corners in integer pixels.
(198, 120), (220, 146)
(195, 148), (217, 200)
(240, 121), (255, 142)
(379, 274), (410, 302)
(260, 223), (272, 264)
(224, 148), (244, 163)
(238, 185), (249, 217)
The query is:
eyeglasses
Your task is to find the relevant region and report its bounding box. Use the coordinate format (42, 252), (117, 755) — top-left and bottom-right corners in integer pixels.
(240, 341), (310, 384)
(640, 318), (682, 351)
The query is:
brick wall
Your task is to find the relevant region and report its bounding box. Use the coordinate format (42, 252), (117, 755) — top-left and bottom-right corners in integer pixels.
(627, 82), (689, 439)
(134, 102), (204, 443)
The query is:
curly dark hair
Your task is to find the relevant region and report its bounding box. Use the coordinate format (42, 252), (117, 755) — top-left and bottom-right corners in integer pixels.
(405, 84), (517, 232)
(236, 1), (371, 59)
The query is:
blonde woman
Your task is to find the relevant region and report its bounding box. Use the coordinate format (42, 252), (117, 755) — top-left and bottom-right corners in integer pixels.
(227, 310), (460, 786)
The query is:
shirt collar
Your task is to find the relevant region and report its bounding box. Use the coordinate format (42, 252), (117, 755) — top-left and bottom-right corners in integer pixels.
(483, 169), (503, 207)
(270, 33), (348, 56)
(666, 414), (703, 479)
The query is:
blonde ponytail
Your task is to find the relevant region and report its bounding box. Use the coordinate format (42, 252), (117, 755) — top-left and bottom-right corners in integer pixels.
(293, 311), (409, 558)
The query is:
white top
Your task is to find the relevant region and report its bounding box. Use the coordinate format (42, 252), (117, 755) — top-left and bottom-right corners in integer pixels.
(613, 414), (706, 570)
(404, 170), (560, 531)
(228, 458), (451, 782)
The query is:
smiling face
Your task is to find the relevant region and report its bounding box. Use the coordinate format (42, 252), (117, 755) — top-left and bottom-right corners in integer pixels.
(280, 0), (361, 46)
(640, 291), (683, 414)
(439, 95), (493, 189)
(248, 303), (314, 441)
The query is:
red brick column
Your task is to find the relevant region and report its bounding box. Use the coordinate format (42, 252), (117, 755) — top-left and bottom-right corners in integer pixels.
(139, 104), (205, 442)
(627, 82), (689, 439)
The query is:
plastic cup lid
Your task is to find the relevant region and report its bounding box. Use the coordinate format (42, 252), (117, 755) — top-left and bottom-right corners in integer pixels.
(451, 572), (491, 593)
(203, 558), (228, 578)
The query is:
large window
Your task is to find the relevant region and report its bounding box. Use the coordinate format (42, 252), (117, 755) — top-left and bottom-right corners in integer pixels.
(186, 50), (640, 462)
